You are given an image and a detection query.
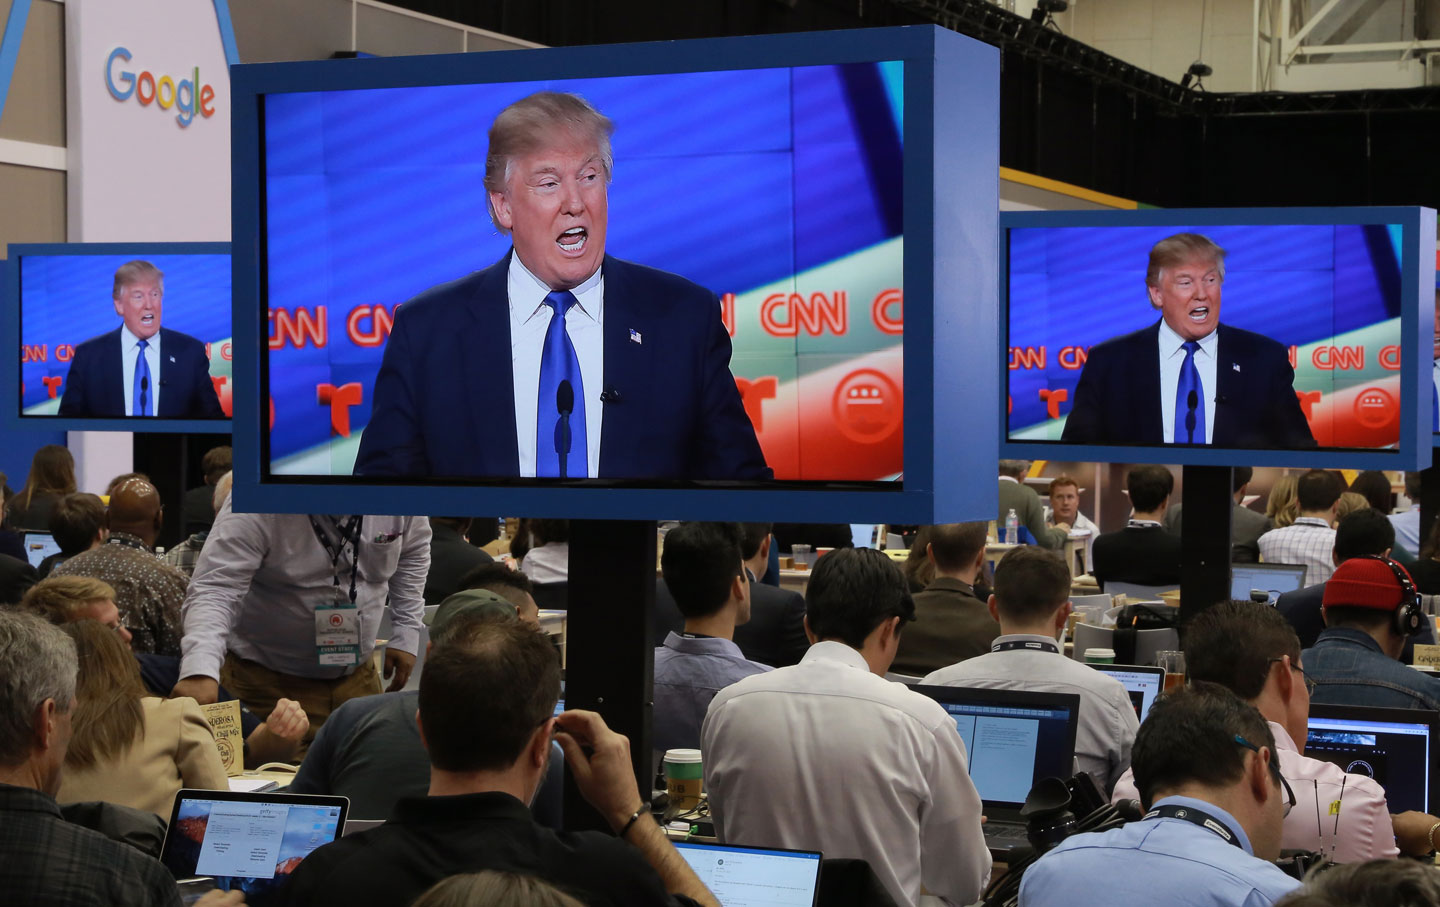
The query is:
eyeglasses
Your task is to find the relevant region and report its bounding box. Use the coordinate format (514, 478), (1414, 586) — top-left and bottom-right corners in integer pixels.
(1267, 656), (1316, 697)
(1234, 734), (1296, 817)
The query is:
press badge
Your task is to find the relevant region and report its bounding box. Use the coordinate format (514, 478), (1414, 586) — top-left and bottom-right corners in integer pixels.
(316, 592), (360, 666)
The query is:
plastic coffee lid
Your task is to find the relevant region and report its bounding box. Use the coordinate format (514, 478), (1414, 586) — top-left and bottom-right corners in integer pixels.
(663, 748), (703, 763)
(1084, 648), (1116, 659)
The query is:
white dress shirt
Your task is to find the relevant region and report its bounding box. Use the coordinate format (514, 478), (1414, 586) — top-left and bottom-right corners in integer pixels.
(119, 325), (162, 416)
(922, 633), (1139, 795)
(1111, 721), (1397, 863)
(1390, 504), (1421, 557)
(1157, 319), (1218, 444)
(701, 641), (990, 907)
(1257, 518), (1337, 587)
(178, 504), (431, 680)
(508, 254), (604, 478)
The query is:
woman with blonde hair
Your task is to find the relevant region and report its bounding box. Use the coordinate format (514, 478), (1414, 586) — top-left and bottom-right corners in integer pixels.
(55, 620), (227, 819)
(1334, 491), (1371, 524)
(1266, 474), (1300, 529)
(410, 872), (585, 907)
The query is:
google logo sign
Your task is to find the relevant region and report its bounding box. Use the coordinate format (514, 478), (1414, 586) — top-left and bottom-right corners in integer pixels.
(105, 47), (216, 129)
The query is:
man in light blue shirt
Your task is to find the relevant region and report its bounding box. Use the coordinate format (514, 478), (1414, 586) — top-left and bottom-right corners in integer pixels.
(1020, 684), (1300, 907)
(652, 523), (772, 761)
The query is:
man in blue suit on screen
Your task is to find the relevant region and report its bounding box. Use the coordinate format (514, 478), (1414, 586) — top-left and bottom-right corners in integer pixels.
(1060, 232), (1316, 448)
(354, 91), (771, 481)
(57, 260), (225, 419)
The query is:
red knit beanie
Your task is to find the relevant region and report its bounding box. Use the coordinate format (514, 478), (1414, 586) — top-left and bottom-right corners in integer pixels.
(1322, 557), (1413, 612)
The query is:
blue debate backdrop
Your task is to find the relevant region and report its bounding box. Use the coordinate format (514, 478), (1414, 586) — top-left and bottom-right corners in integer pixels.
(1007, 223), (1405, 448)
(263, 62), (908, 479)
(19, 253), (232, 414)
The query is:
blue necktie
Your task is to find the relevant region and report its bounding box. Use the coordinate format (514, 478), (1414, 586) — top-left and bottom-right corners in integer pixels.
(1175, 340), (1204, 444)
(133, 339), (152, 417)
(1432, 380), (1438, 433)
(535, 291), (587, 478)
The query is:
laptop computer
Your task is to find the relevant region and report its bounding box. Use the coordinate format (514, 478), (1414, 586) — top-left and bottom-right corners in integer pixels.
(910, 685), (1081, 857)
(1305, 704), (1439, 814)
(20, 530), (60, 569)
(1088, 664), (1165, 723)
(1230, 562), (1308, 604)
(672, 841), (822, 907)
(160, 789), (349, 899)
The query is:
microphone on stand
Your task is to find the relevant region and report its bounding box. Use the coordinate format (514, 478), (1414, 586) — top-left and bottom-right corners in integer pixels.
(555, 380), (574, 480)
(1185, 390), (1198, 443)
(141, 376), (150, 415)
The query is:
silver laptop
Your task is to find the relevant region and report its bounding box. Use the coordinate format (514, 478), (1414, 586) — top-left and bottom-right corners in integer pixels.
(673, 841), (822, 906)
(1089, 663), (1165, 723)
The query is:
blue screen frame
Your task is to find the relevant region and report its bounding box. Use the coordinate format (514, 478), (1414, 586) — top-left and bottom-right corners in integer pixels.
(1000, 206), (1435, 470)
(2, 242), (234, 434)
(230, 26), (1000, 521)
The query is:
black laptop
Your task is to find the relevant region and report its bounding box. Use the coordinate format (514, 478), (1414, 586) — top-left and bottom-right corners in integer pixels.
(911, 684), (1082, 858)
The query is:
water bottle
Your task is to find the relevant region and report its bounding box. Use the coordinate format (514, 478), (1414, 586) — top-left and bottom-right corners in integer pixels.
(1004, 509), (1019, 546)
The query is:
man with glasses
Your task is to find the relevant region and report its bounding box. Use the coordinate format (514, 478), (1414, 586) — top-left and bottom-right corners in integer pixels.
(1021, 684), (1301, 907)
(1115, 600), (1439, 860)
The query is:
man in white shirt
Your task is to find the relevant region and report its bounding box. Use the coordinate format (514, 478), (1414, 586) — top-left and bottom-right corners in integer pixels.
(1258, 469), (1346, 586)
(702, 548), (989, 907)
(1046, 473), (1097, 568)
(1388, 472), (1423, 556)
(923, 545), (1138, 794)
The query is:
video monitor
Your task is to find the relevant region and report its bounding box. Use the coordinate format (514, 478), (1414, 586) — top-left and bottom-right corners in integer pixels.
(1001, 208), (1435, 469)
(2, 243), (233, 433)
(230, 26), (1001, 521)
(1431, 256), (1439, 441)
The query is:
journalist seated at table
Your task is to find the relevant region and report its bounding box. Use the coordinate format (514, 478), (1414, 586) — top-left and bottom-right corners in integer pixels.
(1020, 683), (1301, 907)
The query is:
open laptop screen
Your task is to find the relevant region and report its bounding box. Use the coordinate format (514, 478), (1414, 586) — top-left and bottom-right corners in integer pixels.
(1089, 664), (1165, 723)
(1231, 562), (1308, 603)
(911, 685), (1080, 809)
(161, 790), (349, 898)
(1305, 705), (1437, 814)
(20, 531), (59, 569)
(672, 842), (821, 907)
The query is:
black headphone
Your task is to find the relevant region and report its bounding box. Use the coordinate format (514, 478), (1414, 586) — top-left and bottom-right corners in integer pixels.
(1360, 555), (1425, 637)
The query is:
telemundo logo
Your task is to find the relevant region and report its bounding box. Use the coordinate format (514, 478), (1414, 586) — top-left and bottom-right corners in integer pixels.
(105, 47), (216, 129)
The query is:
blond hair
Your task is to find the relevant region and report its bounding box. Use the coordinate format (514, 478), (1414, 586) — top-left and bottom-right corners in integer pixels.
(1267, 475), (1300, 529)
(22, 576), (117, 624)
(483, 91), (614, 233)
(112, 260), (164, 299)
(1146, 233), (1226, 306)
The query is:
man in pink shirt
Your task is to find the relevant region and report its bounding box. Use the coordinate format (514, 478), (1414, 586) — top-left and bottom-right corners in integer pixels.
(1113, 600), (1440, 861)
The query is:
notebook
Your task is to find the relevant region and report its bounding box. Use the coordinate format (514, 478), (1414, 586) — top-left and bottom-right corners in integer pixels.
(1230, 562), (1308, 604)
(1305, 704), (1439, 814)
(20, 531), (60, 569)
(160, 789), (349, 899)
(1089, 663), (1165, 723)
(910, 685), (1081, 856)
(672, 841), (822, 907)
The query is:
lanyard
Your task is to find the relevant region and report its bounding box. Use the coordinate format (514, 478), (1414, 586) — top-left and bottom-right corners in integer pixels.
(1144, 804), (1243, 850)
(309, 515), (362, 605)
(992, 639), (1060, 654)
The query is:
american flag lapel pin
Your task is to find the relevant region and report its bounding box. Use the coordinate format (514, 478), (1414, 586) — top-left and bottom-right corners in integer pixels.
(630, 329), (642, 344)
(1232, 362), (1241, 373)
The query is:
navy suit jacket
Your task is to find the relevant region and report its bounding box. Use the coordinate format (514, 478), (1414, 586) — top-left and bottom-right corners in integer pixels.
(57, 327), (224, 419)
(1061, 321), (1316, 448)
(354, 253), (771, 480)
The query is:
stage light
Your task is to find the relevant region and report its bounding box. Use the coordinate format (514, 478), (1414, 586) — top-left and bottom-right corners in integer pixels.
(1180, 60), (1213, 90)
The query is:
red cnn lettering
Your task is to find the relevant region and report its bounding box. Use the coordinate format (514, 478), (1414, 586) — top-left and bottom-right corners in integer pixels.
(1312, 346), (1365, 370)
(872, 288), (903, 335)
(21, 344), (47, 363)
(42, 376), (63, 399)
(211, 376), (232, 418)
(1009, 347), (1046, 370)
(759, 292), (848, 337)
(56, 344), (74, 363)
(720, 294), (736, 338)
(734, 376), (778, 432)
(1038, 388), (1068, 419)
(1057, 346), (1087, 370)
(204, 342), (234, 362)
(1288, 346), (1298, 369)
(1379, 345), (1402, 370)
(269, 397), (276, 431)
(269, 306), (328, 350)
(317, 382), (363, 437)
(1296, 390), (1321, 419)
(346, 304), (395, 348)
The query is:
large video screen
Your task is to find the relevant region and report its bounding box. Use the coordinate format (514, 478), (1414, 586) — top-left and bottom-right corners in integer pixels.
(9, 245), (232, 430)
(262, 63), (904, 486)
(1003, 211), (1434, 468)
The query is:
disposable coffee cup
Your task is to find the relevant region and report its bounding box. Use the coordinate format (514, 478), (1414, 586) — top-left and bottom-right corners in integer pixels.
(1083, 647), (1116, 665)
(663, 748), (704, 812)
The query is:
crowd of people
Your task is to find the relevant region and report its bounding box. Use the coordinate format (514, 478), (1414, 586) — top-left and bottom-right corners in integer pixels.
(3, 443), (1440, 906)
